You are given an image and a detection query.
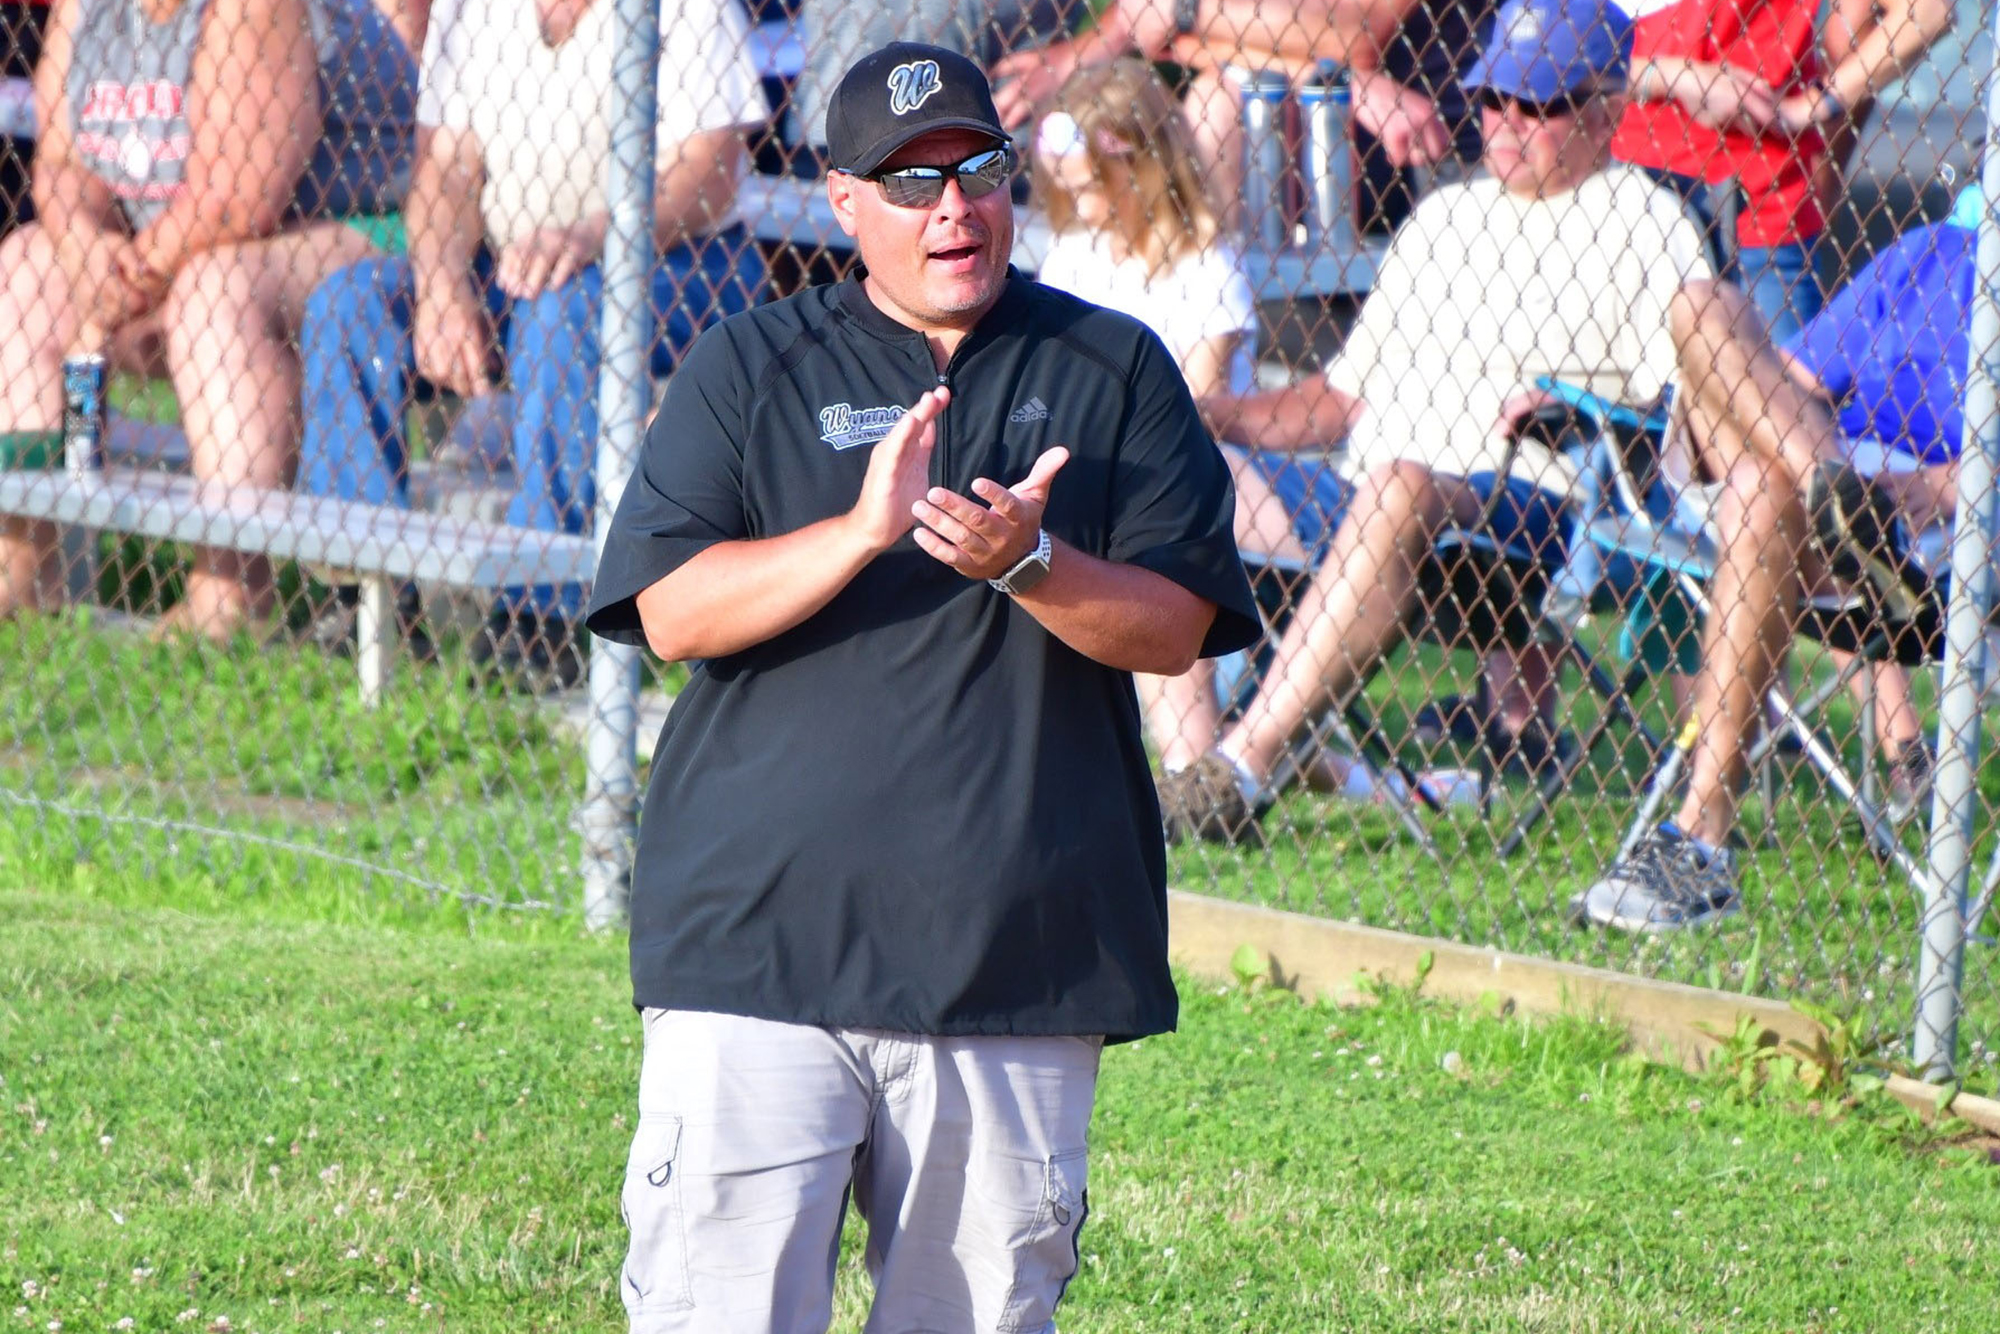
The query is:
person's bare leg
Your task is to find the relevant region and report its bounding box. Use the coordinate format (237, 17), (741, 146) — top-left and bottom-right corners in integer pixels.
(1220, 462), (1472, 785)
(1224, 449), (1312, 567)
(1139, 661), (1225, 773)
(1671, 280), (1839, 482)
(1142, 453), (1308, 768)
(1673, 457), (1809, 846)
(0, 223), (83, 617)
(1878, 460), (1958, 536)
(162, 223), (379, 640)
(1483, 644), (1556, 734)
(1184, 66), (1245, 237)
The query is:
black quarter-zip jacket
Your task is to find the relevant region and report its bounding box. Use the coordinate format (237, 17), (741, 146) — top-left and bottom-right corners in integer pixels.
(587, 269), (1258, 1041)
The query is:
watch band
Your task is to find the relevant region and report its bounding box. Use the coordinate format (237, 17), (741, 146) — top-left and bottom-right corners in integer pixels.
(989, 528), (1053, 596)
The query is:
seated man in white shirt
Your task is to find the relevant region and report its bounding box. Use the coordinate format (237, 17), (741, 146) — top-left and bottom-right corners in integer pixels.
(297, 0), (769, 691)
(1160, 0), (1713, 843)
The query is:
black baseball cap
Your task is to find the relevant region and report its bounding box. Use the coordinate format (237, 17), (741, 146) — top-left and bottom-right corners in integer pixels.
(825, 42), (1011, 176)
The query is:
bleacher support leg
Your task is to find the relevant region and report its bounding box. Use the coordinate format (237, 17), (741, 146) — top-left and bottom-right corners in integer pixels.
(357, 575), (388, 708)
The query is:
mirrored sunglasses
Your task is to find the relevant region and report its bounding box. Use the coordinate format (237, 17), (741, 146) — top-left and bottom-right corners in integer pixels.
(856, 146), (1015, 209)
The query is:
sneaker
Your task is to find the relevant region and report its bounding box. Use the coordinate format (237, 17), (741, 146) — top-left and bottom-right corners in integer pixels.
(1885, 737), (1935, 825)
(306, 584), (435, 665)
(1573, 824), (1742, 933)
(469, 609), (584, 694)
(1157, 753), (1269, 846)
(1807, 461), (1914, 620)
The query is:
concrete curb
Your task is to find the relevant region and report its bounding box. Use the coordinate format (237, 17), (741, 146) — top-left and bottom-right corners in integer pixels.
(1168, 888), (2000, 1137)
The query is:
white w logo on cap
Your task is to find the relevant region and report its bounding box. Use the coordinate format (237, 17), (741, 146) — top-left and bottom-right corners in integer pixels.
(886, 60), (943, 115)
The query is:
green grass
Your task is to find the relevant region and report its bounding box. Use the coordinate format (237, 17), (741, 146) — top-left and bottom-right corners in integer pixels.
(1176, 634), (2000, 1079)
(3, 608), (1996, 1078)
(3, 884), (1995, 1333)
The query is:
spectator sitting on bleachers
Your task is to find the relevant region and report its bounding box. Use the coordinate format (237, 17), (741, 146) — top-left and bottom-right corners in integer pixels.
(296, 0), (768, 692)
(1613, 0), (1953, 341)
(1032, 59), (1472, 809)
(1612, 0), (1957, 776)
(1156, 0), (1714, 845)
(1573, 194), (1983, 934)
(1032, 61), (1320, 766)
(790, 0), (1076, 168)
(0, 0), (420, 637)
(989, 0), (1498, 236)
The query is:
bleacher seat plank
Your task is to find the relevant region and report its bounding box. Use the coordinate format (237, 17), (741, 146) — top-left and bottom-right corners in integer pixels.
(0, 467), (596, 591)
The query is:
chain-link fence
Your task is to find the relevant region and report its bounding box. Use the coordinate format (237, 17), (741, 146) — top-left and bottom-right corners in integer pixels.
(1, 0), (1995, 1079)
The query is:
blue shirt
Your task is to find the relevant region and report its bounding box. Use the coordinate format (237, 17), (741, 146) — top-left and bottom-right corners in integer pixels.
(1782, 221), (1975, 465)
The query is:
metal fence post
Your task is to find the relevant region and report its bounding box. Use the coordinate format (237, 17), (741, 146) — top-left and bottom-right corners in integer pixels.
(580, 0), (659, 931)
(1915, 13), (2000, 1079)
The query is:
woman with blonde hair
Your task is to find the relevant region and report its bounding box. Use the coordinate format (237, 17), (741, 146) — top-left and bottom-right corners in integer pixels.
(1033, 59), (1469, 807)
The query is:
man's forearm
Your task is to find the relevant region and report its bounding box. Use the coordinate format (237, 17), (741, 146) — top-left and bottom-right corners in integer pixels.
(34, 158), (122, 267)
(134, 176), (294, 280)
(1203, 380), (1360, 452)
(1823, 0), (1953, 111)
(407, 132), (488, 302)
(633, 515), (880, 662)
(651, 131), (748, 252)
(1186, 0), (1411, 71)
(1012, 542), (1217, 675)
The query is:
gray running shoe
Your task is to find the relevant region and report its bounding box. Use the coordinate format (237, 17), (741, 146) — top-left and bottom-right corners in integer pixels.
(1575, 824), (1742, 933)
(1157, 753), (1269, 846)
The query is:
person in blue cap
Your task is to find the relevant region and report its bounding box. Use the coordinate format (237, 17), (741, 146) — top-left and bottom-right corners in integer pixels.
(1159, 0), (1720, 842)
(1575, 185), (1989, 933)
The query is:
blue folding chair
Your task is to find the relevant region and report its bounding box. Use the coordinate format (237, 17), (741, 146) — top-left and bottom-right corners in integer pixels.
(1217, 415), (1662, 857)
(1540, 377), (1944, 882)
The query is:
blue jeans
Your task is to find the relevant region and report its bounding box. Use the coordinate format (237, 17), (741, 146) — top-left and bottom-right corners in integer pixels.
(299, 227), (763, 619)
(1733, 239), (1823, 343)
(1644, 169), (1824, 341)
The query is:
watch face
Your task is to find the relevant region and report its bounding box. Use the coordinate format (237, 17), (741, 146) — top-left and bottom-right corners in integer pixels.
(1006, 555), (1052, 595)
(993, 530), (1053, 595)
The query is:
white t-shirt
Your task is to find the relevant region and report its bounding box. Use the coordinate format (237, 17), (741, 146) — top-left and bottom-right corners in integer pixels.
(1037, 232), (1258, 394)
(1324, 165), (1712, 494)
(418, 0), (765, 251)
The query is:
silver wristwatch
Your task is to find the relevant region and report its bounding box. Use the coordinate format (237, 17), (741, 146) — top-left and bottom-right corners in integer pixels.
(989, 528), (1053, 596)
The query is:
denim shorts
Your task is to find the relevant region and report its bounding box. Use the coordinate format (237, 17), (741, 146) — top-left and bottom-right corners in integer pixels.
(1245, 455), (1570, 569)
(1460, 471), (1573, 567)
(1245, 452), (1348, 565)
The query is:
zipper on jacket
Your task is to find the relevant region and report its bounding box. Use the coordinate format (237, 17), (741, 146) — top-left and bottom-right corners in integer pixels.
(931, 368), (950, 489)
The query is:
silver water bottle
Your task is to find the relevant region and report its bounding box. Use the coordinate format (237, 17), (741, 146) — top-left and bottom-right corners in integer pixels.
(1298, 63), (1355, 252)
(1237, 67), (1292, 252)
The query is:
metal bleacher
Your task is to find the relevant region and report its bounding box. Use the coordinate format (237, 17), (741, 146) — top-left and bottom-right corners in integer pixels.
(0, 11), (1382, 708)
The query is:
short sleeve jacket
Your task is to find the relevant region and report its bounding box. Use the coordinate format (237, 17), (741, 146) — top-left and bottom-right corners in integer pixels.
(587, 272), (1259, 1041)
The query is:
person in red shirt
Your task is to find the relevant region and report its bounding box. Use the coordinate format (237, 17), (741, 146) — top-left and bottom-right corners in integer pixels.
(1613, 0), (1954, 340)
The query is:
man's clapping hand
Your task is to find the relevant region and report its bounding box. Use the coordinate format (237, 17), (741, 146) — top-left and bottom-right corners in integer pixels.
(912, 446), (1069, 582)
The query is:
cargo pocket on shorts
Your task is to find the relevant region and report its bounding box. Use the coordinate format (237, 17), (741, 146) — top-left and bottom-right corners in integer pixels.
(996, 1146), (1089, 1333)
(620, 1114), (694, 1316)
